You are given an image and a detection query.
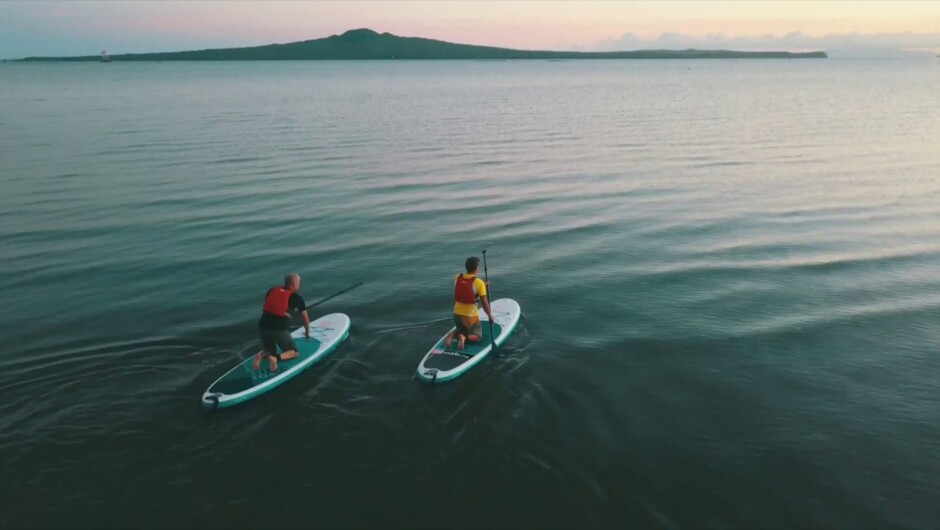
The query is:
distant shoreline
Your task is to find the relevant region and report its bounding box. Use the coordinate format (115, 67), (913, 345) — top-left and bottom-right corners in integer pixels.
(16, 28), (828, 62)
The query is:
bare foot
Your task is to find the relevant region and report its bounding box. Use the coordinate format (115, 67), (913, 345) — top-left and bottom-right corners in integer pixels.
(252, 352), (264, 371)
(444, 333), (453, 348)
(267, 355), (278, 372)
(457, 334), (466, 350)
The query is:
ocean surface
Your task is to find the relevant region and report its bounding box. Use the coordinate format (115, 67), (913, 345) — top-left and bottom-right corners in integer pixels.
(1, 59), (939, 529)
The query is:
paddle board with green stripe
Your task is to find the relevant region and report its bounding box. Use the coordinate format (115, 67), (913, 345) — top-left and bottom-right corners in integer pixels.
(202, 313), (350, 409)
(416, 298), (521, 383)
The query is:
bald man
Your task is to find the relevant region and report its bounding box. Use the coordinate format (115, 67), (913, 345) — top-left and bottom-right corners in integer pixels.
(253, 273), (311, 372)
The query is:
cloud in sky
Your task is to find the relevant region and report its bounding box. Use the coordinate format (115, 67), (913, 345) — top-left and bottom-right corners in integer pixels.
(591, 31), (940, 58)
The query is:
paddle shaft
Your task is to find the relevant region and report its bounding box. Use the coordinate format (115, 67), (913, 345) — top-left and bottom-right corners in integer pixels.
(303, 281), (364, 311)
(482, 249), (496, 351)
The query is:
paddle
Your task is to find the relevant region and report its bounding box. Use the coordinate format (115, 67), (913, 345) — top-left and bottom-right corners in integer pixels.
(482, 249), (495, 352)
(377, 317), (453, 335)
(303, 281), (364, 311)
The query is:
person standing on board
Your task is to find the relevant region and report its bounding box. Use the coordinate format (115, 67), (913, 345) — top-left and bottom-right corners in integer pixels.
(444, 257), (495, 350)
(253, 273), (310, 371)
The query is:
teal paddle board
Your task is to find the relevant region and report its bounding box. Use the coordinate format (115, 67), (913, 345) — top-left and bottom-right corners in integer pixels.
(416, 298), (521, 383)
(202, 313), (350, 409)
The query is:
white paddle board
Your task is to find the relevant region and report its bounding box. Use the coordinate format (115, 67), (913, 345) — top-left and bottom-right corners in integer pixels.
(416, 298), (521, 383)
(202, 313), (350, 409)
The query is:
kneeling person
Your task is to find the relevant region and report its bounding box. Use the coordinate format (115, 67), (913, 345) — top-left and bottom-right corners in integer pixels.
(445, 256), (494, 350)
(254, 273), (311, 371)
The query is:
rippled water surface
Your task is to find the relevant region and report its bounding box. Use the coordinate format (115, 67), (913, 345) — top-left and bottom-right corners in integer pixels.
(2, 59), (940, 529)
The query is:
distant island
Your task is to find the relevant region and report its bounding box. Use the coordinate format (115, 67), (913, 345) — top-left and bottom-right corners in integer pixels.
(18, 28), (827, 61)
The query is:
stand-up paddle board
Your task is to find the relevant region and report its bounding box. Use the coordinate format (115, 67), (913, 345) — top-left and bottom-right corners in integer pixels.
(202, 313), (350, 410)
(416, 298), (521, 383)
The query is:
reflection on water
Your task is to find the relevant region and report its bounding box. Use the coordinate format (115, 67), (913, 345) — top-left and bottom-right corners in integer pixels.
(1, 59), (939, 529)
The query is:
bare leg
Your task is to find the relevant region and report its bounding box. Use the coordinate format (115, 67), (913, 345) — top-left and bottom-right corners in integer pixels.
(457, 334), (466, 350)
(444, 332), (454, 348)
(466, 334), (482, 343)
(252, 351), (267, 371)
(268, 350), (299, 371)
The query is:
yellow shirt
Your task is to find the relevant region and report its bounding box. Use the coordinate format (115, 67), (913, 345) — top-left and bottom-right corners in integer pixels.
(453, 273), (487, 318)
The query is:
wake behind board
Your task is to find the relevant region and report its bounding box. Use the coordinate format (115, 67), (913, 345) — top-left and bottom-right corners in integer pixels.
(202, 313), (350, 410)
(416, 298), (521, 383)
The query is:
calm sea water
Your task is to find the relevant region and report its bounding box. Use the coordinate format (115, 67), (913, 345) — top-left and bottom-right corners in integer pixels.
(2, 59), (940, 529)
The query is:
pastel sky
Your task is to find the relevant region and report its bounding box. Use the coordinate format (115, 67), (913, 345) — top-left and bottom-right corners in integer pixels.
(2, 1), (939, 58)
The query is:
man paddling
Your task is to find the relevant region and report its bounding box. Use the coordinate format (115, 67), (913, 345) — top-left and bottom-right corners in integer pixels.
(253, 273), (311, 371)
(445, 257), (495, 350)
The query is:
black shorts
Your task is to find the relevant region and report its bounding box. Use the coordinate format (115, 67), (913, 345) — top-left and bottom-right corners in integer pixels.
(259, 327), (297, 355)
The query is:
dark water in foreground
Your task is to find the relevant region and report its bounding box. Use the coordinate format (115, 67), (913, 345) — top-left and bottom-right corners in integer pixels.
(2, 60), (940, 529)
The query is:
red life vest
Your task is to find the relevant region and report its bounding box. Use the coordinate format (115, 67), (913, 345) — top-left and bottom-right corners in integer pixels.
(262, 286), (293, 317)
(454, 274), (478, 304)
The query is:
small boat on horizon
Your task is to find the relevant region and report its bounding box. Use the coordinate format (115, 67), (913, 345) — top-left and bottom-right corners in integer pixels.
(101, 50), (111, 63)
